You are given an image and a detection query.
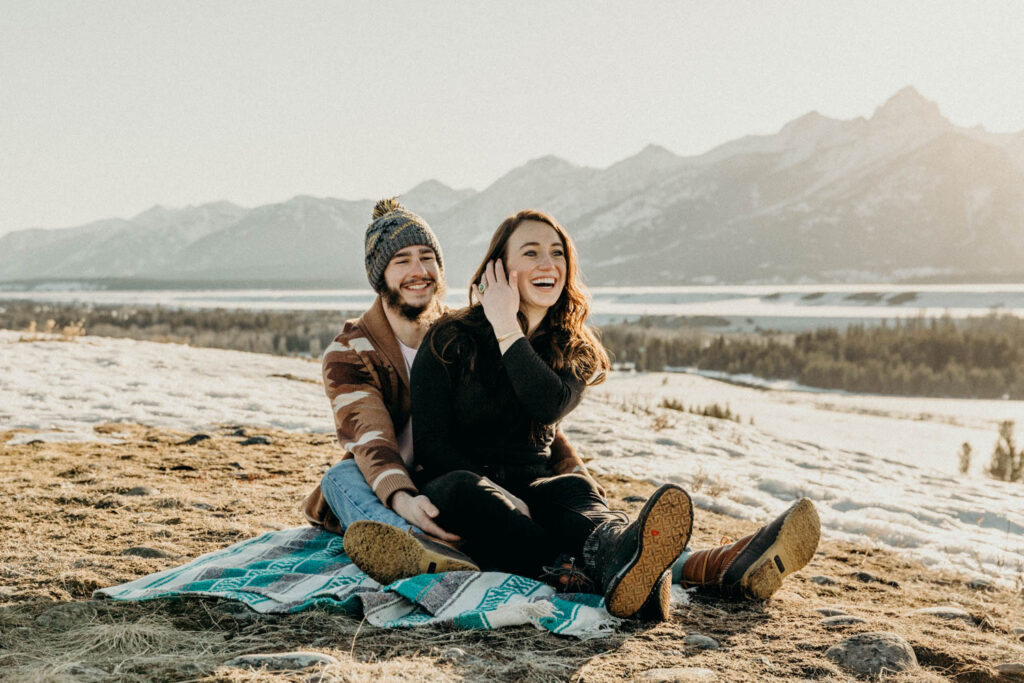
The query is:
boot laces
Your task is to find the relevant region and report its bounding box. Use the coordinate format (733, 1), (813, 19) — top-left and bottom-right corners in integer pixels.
(540, 554), (596, 593)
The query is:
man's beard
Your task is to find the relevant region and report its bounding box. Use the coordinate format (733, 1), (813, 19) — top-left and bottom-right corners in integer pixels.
(383, 277), (446, 322)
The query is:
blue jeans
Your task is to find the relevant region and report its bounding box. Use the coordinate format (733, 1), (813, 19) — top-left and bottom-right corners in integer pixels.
(320, 459), (422, 534)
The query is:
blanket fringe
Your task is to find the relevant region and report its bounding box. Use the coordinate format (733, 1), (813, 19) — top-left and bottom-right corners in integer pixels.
(569, 616), (622, 641)
(521, 600), (558, 622)
(671, 584), (694, 606)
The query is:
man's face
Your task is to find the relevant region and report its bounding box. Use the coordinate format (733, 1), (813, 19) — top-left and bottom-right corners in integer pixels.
(381, 245), (444, 321)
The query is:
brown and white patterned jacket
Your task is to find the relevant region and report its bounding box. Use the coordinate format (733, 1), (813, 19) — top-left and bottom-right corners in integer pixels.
(302, 296), (593, 534)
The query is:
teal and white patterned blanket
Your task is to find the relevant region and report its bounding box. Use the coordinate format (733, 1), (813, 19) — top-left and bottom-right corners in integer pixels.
(94, 527), (619, 639)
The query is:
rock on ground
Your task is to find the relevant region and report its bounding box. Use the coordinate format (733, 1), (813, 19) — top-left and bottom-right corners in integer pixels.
(910, 606), (975, 623)
(995, 662), (1024, 675)
(683, 634), (720, 649)
(439, 647), (470, 662)
(65, 663), (109, 682)
(123, 486), (159, 496)
(120, 546), (178, 559)
(819, 615), (866, 627)
(825, 631), (918, 676)
(850, 571), (899, 588)
(638, 667), (717, 682)
(209, 601), (261, 623)
(814, 606), (848, 616)
(223, 652), (339, 671)
(35, 601), (99, 630)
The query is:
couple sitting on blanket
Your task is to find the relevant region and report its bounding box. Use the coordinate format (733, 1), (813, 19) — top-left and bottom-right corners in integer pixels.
(302, 199), (821, 621)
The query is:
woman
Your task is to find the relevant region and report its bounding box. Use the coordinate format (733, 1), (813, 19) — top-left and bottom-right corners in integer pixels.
(345, 210), (693, 620)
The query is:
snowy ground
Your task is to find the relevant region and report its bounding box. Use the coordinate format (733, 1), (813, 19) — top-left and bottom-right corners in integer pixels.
(2, 330), (1022, 586)
(631, 369), (1024, 476)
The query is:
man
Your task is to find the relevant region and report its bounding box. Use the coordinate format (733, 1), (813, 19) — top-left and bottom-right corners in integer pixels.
(303, 198), (821, 616)
(302, 198), (600, 574)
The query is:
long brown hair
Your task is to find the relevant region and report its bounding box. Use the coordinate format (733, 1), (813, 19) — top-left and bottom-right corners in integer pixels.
(435, 209), (609, 385)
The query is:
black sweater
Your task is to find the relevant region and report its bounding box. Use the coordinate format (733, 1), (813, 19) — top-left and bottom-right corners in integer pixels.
(411, 309), (585, 491)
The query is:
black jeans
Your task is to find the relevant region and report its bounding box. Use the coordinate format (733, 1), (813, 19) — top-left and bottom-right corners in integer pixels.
(421, 470), (620, 579)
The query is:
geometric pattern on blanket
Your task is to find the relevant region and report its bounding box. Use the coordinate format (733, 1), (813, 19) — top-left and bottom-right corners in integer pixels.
(94, 527), (619, 639)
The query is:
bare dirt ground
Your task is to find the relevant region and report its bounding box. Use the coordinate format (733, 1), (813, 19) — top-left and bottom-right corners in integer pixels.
(1, 424), (1022, 682)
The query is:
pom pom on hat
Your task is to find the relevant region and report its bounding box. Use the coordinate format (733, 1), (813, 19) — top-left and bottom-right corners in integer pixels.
(373, 197), (403, 220)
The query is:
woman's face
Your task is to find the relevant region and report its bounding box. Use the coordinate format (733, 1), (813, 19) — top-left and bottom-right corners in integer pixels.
(503, 220), (566, 315)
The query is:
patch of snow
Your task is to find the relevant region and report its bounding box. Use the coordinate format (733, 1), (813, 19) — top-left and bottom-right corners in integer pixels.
(0, 331), (325, 439)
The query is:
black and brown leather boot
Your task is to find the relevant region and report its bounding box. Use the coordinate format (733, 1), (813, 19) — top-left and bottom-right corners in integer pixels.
(343, 520), (480, 585)
(678, 498), (820, 600)
(635, 570), (672, 621)
(540, 556), (672, 622)
(540, 554), (596, 593)
(582, 484), (693, 619)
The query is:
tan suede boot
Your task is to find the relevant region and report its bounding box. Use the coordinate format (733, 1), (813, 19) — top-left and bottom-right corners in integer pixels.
(678, 498), (820, 600)
(343, 520), (480, 585)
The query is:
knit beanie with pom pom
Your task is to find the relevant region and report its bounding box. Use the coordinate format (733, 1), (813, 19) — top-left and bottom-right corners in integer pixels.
(363, 198), (443, 293)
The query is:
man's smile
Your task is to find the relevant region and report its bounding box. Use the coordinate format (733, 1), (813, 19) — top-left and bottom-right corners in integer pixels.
(402, 279), (434, 292)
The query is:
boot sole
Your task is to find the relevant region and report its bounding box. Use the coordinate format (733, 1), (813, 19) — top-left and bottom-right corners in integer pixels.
(343, 521), (479, 585)
(606, 485), (693, 618)
(728, 498), (820, 600)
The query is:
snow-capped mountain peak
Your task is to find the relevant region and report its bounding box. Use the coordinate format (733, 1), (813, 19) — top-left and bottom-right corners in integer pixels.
(3, 88), (1022, 286)
(870, 86), (948, 128)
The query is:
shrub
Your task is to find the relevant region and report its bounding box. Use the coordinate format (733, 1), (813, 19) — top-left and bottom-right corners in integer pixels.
(987, 420), (1023, 483)
(659, 397), (685, 411)
(958, 442), (972, 475)
(658, 397), (741, 422)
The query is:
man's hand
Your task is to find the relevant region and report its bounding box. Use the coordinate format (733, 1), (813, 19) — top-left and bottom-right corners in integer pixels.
(391, 491), (461, 542)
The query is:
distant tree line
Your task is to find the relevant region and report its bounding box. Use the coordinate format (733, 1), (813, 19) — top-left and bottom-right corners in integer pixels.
(5, 300), (1024, 399)
(600, 315), (1024, 399)
(0, 301), (356, 357)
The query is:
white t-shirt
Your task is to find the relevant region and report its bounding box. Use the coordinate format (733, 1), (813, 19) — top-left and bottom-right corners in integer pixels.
(396, 339), (418, 467)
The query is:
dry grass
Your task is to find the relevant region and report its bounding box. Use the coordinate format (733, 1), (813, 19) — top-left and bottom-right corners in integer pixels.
(17, 318), (86, 343)
(1, 425), (1022, 681)
(686, 466), (731, 499)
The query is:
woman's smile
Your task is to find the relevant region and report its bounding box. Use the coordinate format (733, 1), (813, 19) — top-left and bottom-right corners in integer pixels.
(504, 220), (566, 316)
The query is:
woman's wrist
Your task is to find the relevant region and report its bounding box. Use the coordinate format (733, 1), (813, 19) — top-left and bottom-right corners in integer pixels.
(492, 315), (520, 339)
(495, 329), (522, 344)
(497, 328), (524, 354)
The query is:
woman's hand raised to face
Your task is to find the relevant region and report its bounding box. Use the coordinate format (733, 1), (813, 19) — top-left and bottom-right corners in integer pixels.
(473, 259), (521, 337)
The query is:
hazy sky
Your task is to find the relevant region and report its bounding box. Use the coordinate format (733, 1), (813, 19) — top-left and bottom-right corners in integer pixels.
(2, 1), (1023, 235)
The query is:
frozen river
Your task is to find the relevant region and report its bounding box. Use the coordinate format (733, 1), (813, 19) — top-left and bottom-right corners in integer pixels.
(4, 283), (1024, 331)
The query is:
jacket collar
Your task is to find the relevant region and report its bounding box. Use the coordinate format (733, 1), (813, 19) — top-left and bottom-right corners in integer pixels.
(359, 296), (409, 388)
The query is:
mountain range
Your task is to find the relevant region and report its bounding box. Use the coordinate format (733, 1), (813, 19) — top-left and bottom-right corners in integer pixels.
(3, 87), (1023, 287)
